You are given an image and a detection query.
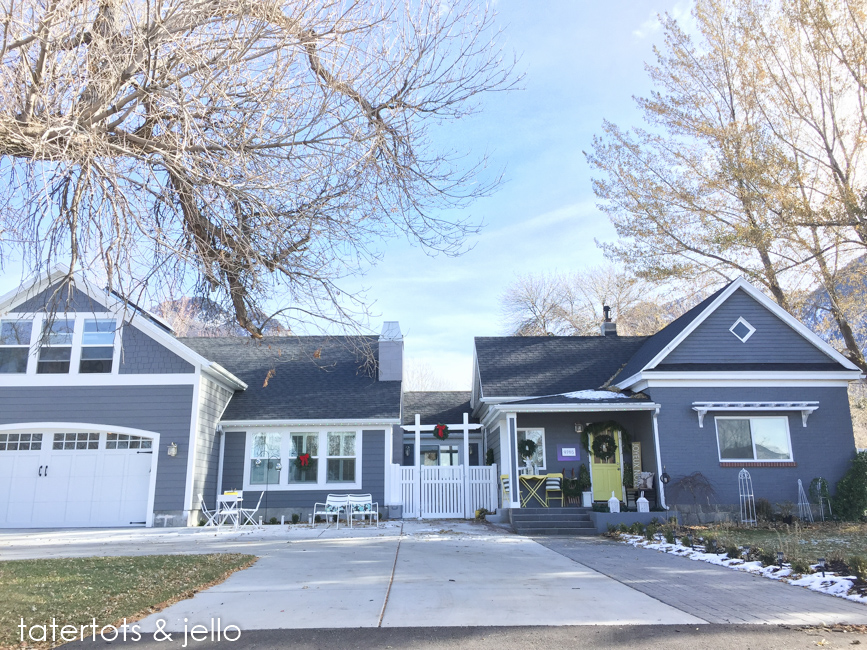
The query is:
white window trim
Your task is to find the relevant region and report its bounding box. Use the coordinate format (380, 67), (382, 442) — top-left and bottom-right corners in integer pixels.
(516, 427), (546, 472)
(729, 316), (756, 343)
(242, 428), (363, 491)
(0, 313), (123, 376)
(714, 415), (794, 463)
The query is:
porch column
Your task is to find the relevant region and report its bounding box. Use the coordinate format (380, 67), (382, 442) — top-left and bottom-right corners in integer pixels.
(415, 413), (422, 519)
(462, 412), (470, 518)
(505, 412), (519, 508)
(652, 407), (668, 509)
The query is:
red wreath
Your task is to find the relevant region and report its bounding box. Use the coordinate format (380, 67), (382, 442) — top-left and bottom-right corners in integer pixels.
(295, 453), (311, 470)
(434, 424), (450, 440)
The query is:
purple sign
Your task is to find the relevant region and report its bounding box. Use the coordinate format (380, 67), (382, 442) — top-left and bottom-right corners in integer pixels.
(557, 445), (580, 462)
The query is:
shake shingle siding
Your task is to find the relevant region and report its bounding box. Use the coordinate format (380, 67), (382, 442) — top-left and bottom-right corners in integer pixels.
(0, 385), (193, 511)
(119, 325), (195, 374)
(192, 377), (235, 507)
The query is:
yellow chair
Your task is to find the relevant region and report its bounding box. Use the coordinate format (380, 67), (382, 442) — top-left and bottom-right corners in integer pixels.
(545, 473), (564, 507)
(501, 475), (511, 503)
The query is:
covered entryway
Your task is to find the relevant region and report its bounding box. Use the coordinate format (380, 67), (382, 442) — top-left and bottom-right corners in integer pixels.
(0, 426), (158, 528)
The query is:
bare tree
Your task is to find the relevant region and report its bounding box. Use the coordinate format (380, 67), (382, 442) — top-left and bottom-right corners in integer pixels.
(586, 0), (867, 368)
(501, 266), (692, 336)
(152, 296), (291, 337)
(403, 360), (451, 391)
(0, 0), (516, 336)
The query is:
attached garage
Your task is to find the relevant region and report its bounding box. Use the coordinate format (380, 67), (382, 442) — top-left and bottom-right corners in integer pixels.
(0, 428), (158, 528)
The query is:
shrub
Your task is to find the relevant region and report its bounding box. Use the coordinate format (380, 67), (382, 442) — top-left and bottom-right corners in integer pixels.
(664, 529), (676, 545)
(680, 536), (692, 548)
(606, 523), (617, 534)
(725, 545), (741, 559)
(269, 517), (278, 525)
(314, 515), (322, 523)
(291, 513), (301, 524)
(755, 498), (773, 521)
(847, 555), (867, 581)
(618, 523), (628, 533)
(577, 464), (592, 492)
(789, 558), (812, 575)
(485, 449), (495, 466)
(644, 525), (657, 541)
(834, 451), (867, 520)
(629, 522), (645, 535)
(758, 549), (778, 567)
(704, 536), (717, 552)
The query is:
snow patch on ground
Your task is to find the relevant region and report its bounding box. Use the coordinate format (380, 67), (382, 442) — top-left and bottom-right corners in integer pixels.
(622, 534), (867, 605)
(561, 390), (629, 400)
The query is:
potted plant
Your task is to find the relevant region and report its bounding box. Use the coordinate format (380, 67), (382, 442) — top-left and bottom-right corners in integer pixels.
(578, 464), (592, 507)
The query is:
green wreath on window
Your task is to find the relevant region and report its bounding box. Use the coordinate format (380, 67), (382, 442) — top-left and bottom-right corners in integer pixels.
(590, 434), (617, 462)
(517, 438), (538, 459)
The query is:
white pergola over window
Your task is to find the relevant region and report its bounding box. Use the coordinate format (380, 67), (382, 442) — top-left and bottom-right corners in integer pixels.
(692, 402), (819, 428)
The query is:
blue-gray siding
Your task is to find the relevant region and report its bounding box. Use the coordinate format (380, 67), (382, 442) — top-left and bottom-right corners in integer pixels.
(486, 425), (500, 468)
(647, 386), (856, 505)
(9, 284), (107, 313)
(119, 325), (195, 374)
(0, 385), (194, 511)
(220, 429), (387, 509)
(663, 289), (834, 366)
(192, 377), (235, 507)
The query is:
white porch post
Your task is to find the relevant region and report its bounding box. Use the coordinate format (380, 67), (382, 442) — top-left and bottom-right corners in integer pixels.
(462, 412), (470, 518)
(414, 413), (422, 519)
(652, 407), (668, 509)
(505, 413), (520, 508)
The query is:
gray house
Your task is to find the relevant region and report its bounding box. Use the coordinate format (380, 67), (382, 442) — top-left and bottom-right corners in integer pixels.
(0, 269), (861, 528)
(473, 277), (863, 512)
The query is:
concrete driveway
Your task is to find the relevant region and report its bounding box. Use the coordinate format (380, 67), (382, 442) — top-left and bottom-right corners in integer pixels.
(2, 522), (866, 630)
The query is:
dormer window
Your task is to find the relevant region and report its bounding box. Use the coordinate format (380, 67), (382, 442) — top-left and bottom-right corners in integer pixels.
(80, 319), (116, 373)
(729, 317), (756, 343)
(0, 319), (33, 373)
(37, 319), (74, 374)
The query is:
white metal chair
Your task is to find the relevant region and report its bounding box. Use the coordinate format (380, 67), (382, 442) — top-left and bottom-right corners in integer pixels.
(198, 494), (219, 527)
(313, 494), (349, 528)
(217, 493), (242, 530)
(348, 494), (379, 527)
(238, 491), (265, 529)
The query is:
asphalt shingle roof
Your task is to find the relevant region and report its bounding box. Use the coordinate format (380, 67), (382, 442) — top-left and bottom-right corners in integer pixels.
(500, 393), (651, 406)
(618, 282), (734, 380)
(402, 391), (477, 426)
(179, 336), (401, 421)
(474, 336), (649, 398)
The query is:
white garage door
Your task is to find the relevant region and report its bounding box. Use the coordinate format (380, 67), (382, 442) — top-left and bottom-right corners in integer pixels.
(0, 431), (154, 527)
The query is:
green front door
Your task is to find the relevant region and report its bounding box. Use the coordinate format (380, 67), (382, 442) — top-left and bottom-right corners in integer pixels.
(591, 431), (623, 502)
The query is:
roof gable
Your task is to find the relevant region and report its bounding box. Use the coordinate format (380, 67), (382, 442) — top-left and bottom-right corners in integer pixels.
(616, 277), (860, 387)
(474, 335), (648, 399)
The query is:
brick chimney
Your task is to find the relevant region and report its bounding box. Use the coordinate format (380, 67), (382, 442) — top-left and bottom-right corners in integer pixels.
(378, 321), (403, 381)
(600, 305), (617, 336)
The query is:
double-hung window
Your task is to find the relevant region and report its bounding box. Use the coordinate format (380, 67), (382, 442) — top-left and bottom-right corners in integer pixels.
(326, 432), (357, 483)
(79, 319), (116, 373)
(288, 433), (319, 483)
(0, 319), (32, 373)
(715, 417), (792, 461)
(250, 432), (282, 485)
(37, 319), (74, 374)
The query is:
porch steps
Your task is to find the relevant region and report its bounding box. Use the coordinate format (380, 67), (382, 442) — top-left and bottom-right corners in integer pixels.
(509, 507), (597, 536)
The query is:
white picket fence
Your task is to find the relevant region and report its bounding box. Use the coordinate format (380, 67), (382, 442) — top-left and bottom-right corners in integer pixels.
(394, 464), (497, 519)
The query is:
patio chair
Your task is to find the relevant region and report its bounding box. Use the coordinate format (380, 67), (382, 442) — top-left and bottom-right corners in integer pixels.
(198, 494), (220, 527)
(217, 493), (242, 529)
(501, 475), (510, 503)
(545, 473), (564, 507)
(238, 491), (265, 529)
(348, 494), (379, 527)
(313, 494), (349, 529)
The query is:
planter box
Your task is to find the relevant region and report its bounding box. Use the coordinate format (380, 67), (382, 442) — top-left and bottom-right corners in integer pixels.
(582, 492), (592, 507)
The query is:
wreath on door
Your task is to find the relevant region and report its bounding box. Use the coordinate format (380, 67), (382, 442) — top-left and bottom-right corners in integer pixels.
(591, 434), (617, 462)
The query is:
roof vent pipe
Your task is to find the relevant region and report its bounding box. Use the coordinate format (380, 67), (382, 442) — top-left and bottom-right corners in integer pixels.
(601, 306), (617, 337)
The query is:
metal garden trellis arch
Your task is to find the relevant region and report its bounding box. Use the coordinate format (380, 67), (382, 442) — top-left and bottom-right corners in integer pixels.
(738, 468), (756, 527)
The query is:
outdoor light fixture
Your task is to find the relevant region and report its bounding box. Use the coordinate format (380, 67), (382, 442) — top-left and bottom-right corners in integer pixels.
(818, 557), (826, 577)
(776, 551), (784, 568)
(167, 442), (178, 457)
(255, 459), (262, 466)
(574, 423), (584, 434)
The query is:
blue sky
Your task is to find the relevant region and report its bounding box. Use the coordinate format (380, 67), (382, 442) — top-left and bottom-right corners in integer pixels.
(346, 0), (693, 389)
(0, 1), (691, 389)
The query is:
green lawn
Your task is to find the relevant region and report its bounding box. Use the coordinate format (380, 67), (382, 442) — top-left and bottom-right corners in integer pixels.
(0, 554), (255, 650)
(691, 522), (867, 563)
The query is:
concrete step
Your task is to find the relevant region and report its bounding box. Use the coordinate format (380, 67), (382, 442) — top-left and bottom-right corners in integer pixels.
(517, 507), (591, 514)
(513, 520), (595, 529)
(513, 526), (598, 536)
(511, 517), (593, 525)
